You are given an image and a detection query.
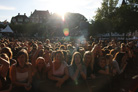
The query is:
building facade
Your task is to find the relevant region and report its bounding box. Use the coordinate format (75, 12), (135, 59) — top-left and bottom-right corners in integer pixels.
(11, 13), (29, 24)
(30, 10), (50, 23)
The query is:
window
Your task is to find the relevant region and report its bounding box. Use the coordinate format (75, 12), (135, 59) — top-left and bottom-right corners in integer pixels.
(18, 17), (23, 22)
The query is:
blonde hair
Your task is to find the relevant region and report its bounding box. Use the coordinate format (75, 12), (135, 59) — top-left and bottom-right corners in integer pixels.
(35, 57), (46, 68)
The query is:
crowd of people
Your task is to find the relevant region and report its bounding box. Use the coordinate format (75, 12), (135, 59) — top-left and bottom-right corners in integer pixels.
(0, 36), (138, 92)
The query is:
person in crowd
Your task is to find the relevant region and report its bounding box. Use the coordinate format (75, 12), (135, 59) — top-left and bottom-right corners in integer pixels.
(112, 52), (127, 75)
(31, 44), (44, 70)
(29, 43), (38, 62)
(94, 57), (109, 76)
(32, 57), (49, 92)
(10, 49), (32, 92)
(93, 57), (110, 92)
(69, 52), (86, 81)
(43, 46), (52, 71)
(59, 45), (66, 50)
(91, 43), (103, 62)
(105, 54), (115, 76)
(91, 44), (103, 77)
(45, 39), (52, 48)
(83, 51), (95, 79)
(1, 47), (16, 66)
(0, 54), (12, 92)
(62, 50), (71, 65)
(121, 43), (126, 53)
(48, 50), (69, 88)
(33, 57), (48, 80)
(68, 52), (89, 92)
(87, 44), (92, 51)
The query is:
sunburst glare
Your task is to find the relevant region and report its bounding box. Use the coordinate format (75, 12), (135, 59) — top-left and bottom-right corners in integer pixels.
(49, 0), (75, 21)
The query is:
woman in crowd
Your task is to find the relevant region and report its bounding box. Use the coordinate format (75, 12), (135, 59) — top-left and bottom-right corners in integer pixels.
(48, 50), (69, 88)
(91, 44), (103, 67)
(10, 49), (32, 92)
(69, 52), (86, 80)
(83, 51), (95, 79)
(68, 52), (89, 92)
(0, 54), (12, 92)
(32, 57), (49, 92)
(43, 46), (52, 71)
(29, 43), (38, 63)
(33, 57), (48, 81)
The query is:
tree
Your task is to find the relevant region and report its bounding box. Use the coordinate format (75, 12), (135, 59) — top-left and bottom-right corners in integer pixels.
(113, 4), (138, 41)
(128, 0), (138, 4)
(95, 0), (119, 20)
(91, 0), (119, 39)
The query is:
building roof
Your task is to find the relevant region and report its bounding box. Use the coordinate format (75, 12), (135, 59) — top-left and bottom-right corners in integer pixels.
(30, 10), (50, 17)
(12, 13), (29, 19)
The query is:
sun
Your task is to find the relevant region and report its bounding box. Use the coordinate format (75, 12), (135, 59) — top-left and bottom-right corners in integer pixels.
(49, 0), (73, 21)
(55, 9), (66, 21)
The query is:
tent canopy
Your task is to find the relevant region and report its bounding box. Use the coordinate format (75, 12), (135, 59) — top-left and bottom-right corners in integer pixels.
(1, 25), (13, 33)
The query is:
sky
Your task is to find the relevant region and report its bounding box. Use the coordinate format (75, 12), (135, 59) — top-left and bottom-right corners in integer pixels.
(0, 0), (122, 22)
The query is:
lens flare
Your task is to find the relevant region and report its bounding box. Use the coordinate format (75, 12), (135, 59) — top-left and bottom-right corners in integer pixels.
(63, 28), (69, 36)
(61, 13), (65, 21)
(64, 36), (70, 41)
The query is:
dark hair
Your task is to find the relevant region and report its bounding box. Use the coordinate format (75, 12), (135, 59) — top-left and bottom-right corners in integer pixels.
(105, 54), (113, 59)
(16, 49), (29, 66)
(113, 52), (125, 67)
(60, 45), (65, 50)
(54, 50), (64, 62)
(98, 57), (106, 64)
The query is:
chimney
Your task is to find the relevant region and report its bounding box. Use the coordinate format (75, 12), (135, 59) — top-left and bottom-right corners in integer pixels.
(24, 13), (26, 16)
(18, 13), (20, 15)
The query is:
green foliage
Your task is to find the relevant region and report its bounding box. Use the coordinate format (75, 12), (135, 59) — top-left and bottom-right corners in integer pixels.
(91, 0), (119, 36)
(90, 0), (138, 41)
(0, 24), (6, 29)
(113, 5), (138, 34)
(128, 0), (138, 3)
(95, 0), (119, 20)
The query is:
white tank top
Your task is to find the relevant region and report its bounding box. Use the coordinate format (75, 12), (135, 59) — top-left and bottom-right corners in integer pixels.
(16, 71), (28, 83)
(52, 61), (68, 77)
